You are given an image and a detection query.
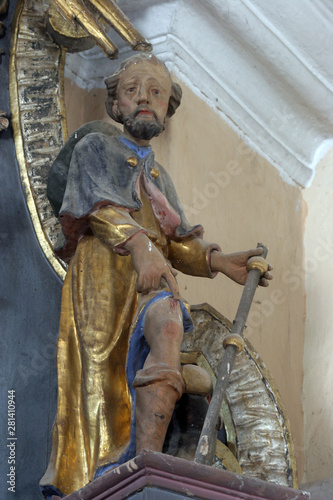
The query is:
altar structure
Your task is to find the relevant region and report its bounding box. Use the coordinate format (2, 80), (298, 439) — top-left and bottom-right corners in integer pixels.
(1, 1), (333, 499)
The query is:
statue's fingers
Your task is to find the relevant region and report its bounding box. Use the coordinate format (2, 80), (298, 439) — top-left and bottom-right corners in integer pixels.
(169, 265), (178, 277)
(137, 274), (151, 293)
(136, 275), (146, 293)
(164, 271), (180, 300)
(249, 247), (263, 256)
(259, 277), (269, 287)
(164, 258), (177, 277)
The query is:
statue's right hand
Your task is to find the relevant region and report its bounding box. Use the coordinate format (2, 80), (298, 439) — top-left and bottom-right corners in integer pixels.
(125, 232), (180, 299)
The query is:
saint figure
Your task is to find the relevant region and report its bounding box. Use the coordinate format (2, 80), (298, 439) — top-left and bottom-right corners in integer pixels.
(40, 53), (271, 499)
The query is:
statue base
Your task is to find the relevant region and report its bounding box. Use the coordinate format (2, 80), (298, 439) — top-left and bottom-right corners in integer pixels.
(55, 450), (309, 500)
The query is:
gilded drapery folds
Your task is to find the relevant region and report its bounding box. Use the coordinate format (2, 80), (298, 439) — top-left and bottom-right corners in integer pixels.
(40, 128), (219, 496)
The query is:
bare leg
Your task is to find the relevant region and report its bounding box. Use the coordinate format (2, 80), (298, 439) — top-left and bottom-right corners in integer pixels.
(143, 296), (184, 370)
(133, 296), (185, 454)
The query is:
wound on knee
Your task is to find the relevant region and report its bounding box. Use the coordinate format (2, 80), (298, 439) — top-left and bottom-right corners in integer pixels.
(169, 297), (179, 310)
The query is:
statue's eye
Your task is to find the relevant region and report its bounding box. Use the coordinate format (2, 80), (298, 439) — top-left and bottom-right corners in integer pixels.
(126, 87), (136, 93)
(152, 89), (160, 95)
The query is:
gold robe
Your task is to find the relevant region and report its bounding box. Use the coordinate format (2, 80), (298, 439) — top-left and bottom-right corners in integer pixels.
(40, 187), (218, 496)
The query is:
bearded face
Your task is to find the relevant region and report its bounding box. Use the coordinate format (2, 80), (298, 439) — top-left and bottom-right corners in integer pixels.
(122, 107), (165, 141)
(112, 60), (172, 144)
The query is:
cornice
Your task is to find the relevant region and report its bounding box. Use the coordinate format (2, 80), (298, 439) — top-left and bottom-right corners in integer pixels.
(64, 0), (333, 187)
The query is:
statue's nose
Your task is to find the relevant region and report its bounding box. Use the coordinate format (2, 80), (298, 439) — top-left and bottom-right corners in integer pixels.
(137, 86), (150, 104)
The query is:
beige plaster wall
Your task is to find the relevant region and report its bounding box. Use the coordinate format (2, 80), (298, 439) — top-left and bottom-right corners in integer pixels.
(65, 77), (306, 480)
(303, 150), (333, 483)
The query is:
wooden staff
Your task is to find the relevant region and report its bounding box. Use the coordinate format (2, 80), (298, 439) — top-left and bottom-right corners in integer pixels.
(194, 243), (269, 466)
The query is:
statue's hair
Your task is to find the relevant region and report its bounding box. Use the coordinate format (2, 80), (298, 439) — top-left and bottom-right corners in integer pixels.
(104, 53), (182, 123)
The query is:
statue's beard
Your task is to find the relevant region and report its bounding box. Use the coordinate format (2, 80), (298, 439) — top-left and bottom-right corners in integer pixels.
(123, 109), (165, 141)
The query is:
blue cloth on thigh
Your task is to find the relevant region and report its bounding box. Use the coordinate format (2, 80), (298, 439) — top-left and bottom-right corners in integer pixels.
(94, 291), (193, 478)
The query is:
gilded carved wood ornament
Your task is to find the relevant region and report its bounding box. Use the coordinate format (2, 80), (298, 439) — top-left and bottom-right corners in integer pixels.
(9, 0), (298, 494)
(1, 0), (9, 132)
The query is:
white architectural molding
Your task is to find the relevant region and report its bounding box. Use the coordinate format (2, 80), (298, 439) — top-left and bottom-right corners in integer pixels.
(64, 0), (333, 187)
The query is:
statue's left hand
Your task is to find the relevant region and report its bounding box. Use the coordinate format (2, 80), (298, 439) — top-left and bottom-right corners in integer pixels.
(210, 247), (273, 287)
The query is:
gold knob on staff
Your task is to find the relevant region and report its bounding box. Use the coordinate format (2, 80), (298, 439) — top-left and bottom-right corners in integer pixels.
(223, 334), (245, 354)
(246, 256), (268, 276)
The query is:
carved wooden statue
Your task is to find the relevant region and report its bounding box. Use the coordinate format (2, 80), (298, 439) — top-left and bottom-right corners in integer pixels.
(39, 53), (272, 499)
